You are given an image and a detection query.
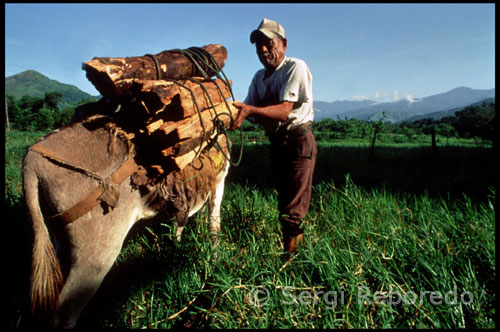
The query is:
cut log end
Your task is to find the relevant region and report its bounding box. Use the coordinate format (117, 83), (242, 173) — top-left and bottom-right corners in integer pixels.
(82, 62), (116, 97)
(82, 44), (228, 98)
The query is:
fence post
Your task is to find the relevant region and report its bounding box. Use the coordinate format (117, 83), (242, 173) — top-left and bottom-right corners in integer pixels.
(5, 98), (10, 131)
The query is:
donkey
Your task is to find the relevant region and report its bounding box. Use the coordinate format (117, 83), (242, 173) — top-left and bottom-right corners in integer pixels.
(22, 116), (230, 328)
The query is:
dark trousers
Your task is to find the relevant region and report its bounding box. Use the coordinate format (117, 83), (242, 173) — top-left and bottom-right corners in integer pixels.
(269, 129), (317, 237)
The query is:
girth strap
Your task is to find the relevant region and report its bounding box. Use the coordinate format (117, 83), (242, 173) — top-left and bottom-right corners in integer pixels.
(30, 144), (138, 223)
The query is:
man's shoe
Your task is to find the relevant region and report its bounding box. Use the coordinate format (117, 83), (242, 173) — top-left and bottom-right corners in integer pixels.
(283, 233), (304, 253)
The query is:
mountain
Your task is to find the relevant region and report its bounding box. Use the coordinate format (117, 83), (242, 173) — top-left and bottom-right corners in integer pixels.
(314, 87), (495, 123)
(404, 97), (495, 122)
(314, 100), (377, 120)
(5, 70), (99, 105)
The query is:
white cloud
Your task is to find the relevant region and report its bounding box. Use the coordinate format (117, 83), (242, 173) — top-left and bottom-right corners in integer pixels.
(352, 91), (383, 101)
(389, 91), (417, 103)
(352, 95), (371, 101)
(391, 90), (401, 102)
(352, 90), (417, 103)
(404, 93), (416, 103)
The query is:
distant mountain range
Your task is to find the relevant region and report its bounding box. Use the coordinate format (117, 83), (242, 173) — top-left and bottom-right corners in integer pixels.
(5, 70), (495, 123)
(5, 70), (98, 105)
(314, 87), (495, 123)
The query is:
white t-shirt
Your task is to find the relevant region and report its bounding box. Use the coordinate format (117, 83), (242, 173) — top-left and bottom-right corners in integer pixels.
(244, 56), (314, 134)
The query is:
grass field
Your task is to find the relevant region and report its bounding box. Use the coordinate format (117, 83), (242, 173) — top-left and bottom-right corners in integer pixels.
(5, 130), (496, 328)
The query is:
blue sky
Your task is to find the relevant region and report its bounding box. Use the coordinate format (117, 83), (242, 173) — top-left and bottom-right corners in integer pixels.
(5, 3), (495, 103)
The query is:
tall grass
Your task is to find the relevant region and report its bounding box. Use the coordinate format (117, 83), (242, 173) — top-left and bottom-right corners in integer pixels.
(75, 178), (494, 329)
(5, 131), (48, 206)
(5, 131), (495, 328)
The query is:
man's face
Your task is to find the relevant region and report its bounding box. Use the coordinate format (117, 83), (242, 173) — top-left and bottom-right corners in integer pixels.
(255, 34), (287, 71)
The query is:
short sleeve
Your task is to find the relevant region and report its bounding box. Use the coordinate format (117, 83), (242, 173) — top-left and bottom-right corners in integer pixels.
(279, 60), (313, 104)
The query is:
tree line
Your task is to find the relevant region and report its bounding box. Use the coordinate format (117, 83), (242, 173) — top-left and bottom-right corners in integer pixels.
(312, 100), (495, 143)
(5, 92), (495, 145)
(5, 92), (97, 131)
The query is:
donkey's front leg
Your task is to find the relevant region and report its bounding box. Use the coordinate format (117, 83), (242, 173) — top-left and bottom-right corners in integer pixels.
(208, 162), (230, 248)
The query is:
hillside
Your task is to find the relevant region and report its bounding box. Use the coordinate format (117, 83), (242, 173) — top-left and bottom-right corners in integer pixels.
(404, 97), (495, 122)
(5, 70), (99, 105)
(6, 70), (494, 125)
(314, 87), (495, 123)
(314, 100), (377, 119)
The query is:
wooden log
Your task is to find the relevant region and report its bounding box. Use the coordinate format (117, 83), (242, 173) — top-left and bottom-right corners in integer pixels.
(170, 78), (233, 118)
(82, 44), (228, 97)
(171, 136), (213, 171)
(132, 100), (238, 176)
(161, 133), (212, 157)
(146, 127), (230, 175)
(169, 130), (230, 171)
(159, 101), (239, 142)
(154, 100), (238, 171)
(113, 78), (233, 133)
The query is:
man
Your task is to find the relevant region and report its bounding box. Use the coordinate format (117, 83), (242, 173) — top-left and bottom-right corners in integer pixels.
(231, 18), (317, 254)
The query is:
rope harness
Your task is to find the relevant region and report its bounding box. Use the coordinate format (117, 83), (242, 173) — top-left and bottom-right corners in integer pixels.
(144, 46), (243, 166)
(29, 47), (241, 224)
(29, 142), (138, 224)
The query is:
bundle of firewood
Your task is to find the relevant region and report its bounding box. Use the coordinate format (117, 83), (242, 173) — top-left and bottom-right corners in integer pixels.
(81, 44), (239, 175)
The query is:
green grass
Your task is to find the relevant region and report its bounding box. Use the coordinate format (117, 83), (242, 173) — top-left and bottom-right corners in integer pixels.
(5, 130), (48, 206)
(5, 131), (496, 328)
(75, 179), (494, 329)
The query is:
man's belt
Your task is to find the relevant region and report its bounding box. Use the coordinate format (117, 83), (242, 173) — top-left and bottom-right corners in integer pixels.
(287, 121), (313, 136)
(268, 121), (313, 141)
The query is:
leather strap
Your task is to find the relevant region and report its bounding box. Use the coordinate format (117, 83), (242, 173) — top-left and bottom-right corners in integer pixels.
(58, 157), (138, 223)
(58, 186), (105, 223)
(30, 144), (102, 181)
(30, 144), (138, 223)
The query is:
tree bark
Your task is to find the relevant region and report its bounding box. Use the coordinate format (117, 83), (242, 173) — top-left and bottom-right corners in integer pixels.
(168, 130), (229, 171)
(158, 101), (238, 142)
(82, 44), (227, 97)
(132, 100), (238, 176)
(80, 44), (235, 175)
(114, 78), (233, 132)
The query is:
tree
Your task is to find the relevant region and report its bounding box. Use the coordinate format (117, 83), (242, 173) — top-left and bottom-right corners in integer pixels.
(54, 106), (75, 128)
(313, 118), (349, 139)
(18, 95), (44, 113)
(357, 120), (370, 139)
(6, 95), (28, 130)
(29, 107), (55, 131)
(397, 121), (418, 142)
(5, 97), (10, 131)
(453, 102), (495, 141)
(415, 118), (439, 154)
(436, 122), (456, 143)
(368, 111), (388, 162)
(44, 91), (63, 112)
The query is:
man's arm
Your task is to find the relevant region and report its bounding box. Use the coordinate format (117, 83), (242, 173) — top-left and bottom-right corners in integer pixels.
(230, 101), (294, 130)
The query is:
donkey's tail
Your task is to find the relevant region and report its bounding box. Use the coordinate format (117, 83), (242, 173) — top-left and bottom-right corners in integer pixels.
(23, 154), (64, 318)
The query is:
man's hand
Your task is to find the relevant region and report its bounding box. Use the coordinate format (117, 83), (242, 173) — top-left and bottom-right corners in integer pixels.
(231, 101), (251, 130)
(230, 100), (294, 131)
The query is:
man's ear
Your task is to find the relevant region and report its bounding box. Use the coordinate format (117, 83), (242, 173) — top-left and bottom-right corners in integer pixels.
(282, 38), (288, 49)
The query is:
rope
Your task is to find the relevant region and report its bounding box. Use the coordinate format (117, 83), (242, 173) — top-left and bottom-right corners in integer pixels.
(138, 47), (244, 166)
(167, 46), (244, 166)
(145, 53), (162, 80)
(29, 144), (105, 183)
(143, 47), (242, 165)
(163, 78), (208, 161)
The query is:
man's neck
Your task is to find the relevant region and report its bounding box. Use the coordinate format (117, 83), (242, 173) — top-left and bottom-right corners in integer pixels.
(263, 56), (286, 79)
(264, 68), (274, 79)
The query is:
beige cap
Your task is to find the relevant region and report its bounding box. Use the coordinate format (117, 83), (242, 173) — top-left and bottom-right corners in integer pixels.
(250, 18), (286, 43)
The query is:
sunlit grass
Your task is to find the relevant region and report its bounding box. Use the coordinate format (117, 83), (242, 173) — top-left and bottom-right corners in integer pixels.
(5, 131), (495, 328)
(86, 178), (495, 329)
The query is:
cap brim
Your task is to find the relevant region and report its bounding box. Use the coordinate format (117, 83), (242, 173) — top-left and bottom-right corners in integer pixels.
(250, 29), (278, 43)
